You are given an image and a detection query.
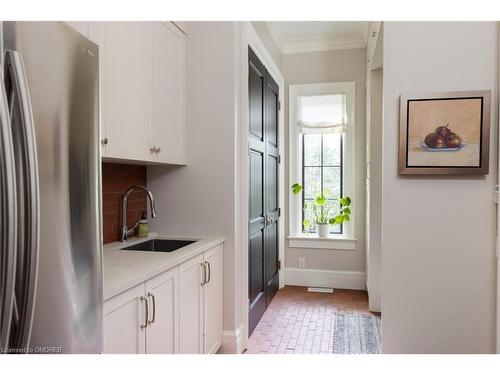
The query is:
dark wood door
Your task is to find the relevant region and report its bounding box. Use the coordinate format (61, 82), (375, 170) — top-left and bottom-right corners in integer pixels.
(248, 47), (280, 335)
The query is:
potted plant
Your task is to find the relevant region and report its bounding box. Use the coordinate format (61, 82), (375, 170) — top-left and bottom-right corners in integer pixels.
(291, 183), (352, 238)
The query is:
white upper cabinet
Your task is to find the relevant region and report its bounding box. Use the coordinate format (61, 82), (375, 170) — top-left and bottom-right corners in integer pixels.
(151, 22), (186, 164)
(88, 21), (187, 165)
(103, 22), (152, 161)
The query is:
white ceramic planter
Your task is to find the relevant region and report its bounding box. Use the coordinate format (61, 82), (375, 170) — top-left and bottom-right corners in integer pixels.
(316, 224), (330, 238)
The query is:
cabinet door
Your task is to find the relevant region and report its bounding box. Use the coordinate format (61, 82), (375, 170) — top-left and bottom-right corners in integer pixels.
(88, 22), (107, 157)
(150, 22), (186, 165)
(144, 267), (179, 354)
(103, 283), (147, 354)
(178, 254), (204, 353)
(203, 245), (224, 354)
(103, 22), (152, 161)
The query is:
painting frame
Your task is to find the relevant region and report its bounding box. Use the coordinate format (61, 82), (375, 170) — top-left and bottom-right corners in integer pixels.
(398, 90), (491, 175)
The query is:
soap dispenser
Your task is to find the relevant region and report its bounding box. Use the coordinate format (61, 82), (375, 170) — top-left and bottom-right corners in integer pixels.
(137, 211), (149, 238)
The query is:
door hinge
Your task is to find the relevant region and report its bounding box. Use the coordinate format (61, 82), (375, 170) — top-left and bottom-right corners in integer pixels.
(278, 101), (281, 111)
(494, 184), (499, 204)
(278, 207), (281, 217)
(278, 260), (282, 270)
(278, 155), (281, 164)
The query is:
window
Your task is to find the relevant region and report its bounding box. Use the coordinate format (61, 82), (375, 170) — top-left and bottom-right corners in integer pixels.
(289, 82), (356, 244)
(302, 132), (343, 234)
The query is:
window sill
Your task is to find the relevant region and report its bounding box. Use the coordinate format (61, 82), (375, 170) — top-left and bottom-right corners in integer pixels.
(287, 235), (356, 250)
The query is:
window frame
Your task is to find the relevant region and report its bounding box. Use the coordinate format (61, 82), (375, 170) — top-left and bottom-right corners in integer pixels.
(288, 82), (356, 247)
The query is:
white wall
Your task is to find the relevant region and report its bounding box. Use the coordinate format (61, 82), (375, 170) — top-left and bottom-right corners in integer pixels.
(282, 48), (367, 275)
(251, 22), (281, 69)
(382, 22), (498, 353)
(148, 22), (243, 352)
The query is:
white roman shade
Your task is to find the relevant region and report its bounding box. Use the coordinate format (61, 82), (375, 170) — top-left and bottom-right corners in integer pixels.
(297, 94), (346, 134)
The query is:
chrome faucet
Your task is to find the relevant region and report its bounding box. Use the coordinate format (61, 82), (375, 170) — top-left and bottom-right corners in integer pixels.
(121, 185), (157, 242)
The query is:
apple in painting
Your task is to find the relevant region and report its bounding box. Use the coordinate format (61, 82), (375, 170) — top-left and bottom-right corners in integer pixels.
(424, 133), (446, 148)
(446, 133), (462, 148)
(435, 123), (452, 138)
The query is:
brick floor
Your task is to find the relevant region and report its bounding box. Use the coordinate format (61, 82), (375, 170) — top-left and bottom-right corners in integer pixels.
(246, 285), (378, 354)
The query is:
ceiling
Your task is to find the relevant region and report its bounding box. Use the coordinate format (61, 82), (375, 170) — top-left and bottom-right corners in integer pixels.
(266, 21), (369, 54)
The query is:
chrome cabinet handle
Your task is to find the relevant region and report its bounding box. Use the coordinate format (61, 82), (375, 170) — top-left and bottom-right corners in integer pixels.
(205, 261), (211, 284)
(140, 296), (148, 329)
(4, 50), (40, 349)
(147, 293), (156, 325)
(0, 69), (18, 350)
(201, 263), (206, 286)
(101, 138), (108, 146)
(156, 147), (161, 154)
(150, 147), (156, 154)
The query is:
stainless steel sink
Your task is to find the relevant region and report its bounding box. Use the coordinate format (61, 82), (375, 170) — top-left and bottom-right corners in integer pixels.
(121, 239), (196, 253)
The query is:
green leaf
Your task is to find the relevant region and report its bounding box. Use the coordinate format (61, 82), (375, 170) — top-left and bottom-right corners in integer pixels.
(340, 197), (351, 206)
(342, 207), (351, 214)
(315, 195), (326, 206)
(328, 217), (336, 225)
(292, 183), (303, 194)
(335, 216), (344, 224)
(343, 214), (350, 222)
(303, 219), (311, 228)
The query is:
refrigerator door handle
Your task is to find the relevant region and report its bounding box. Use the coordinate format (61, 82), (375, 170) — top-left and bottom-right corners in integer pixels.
(0, 74), (18, 352)
(4, 50), (40, 350)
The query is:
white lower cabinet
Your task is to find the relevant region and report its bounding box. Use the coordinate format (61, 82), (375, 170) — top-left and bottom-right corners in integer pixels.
(202, 245), (224, 354)
(145, 267), (179, 354)
(103, 283), (146, 354)
(103, 244), (223, 354)
(178, 244), (224, 353)
(178, 254), (204, 353)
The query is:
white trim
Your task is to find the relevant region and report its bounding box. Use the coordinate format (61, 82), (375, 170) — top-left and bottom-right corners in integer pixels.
(219, 322), (244, 354)
(496, 20), (500, 355)
(287, 236), (356, 250)
(282, 37), (366, 55)
(288, 81), (356, 240)
(239, 22), (286, 352)
(285, 268), (366, 291)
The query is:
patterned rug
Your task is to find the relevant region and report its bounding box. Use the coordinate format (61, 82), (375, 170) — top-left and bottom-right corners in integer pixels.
(332, 313), (381, 354)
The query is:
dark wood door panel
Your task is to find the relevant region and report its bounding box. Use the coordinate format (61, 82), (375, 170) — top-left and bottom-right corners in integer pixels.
(248, 46), (280, 336)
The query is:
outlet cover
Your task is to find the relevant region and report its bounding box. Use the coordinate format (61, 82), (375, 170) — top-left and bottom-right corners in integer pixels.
(298, 257), (306, 269)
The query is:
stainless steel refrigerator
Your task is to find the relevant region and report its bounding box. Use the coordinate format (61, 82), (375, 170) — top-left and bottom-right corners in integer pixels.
(0, 22), (102, 353)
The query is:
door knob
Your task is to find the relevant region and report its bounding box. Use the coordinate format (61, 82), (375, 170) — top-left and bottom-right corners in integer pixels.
(101, 138), (108, 146)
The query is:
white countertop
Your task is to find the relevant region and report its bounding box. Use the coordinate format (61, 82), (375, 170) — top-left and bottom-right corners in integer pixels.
(102, 233), (225, 301)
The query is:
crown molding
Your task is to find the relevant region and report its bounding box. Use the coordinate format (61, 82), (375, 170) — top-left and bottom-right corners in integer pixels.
(281, 35), (366, 55)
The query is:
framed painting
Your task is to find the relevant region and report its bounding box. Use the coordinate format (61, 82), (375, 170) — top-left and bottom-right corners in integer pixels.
(399, 90), (490, 175)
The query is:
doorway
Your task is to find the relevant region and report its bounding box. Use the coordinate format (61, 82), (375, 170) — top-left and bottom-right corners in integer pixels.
(248, 46), (280, 335)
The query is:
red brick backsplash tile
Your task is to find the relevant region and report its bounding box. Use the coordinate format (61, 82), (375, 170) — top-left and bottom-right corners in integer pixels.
(102, 162), (147, 244)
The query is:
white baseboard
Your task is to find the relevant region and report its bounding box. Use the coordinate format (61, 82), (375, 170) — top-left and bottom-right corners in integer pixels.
(219, 322), (244, 354)
(285, 267), (366, 291)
